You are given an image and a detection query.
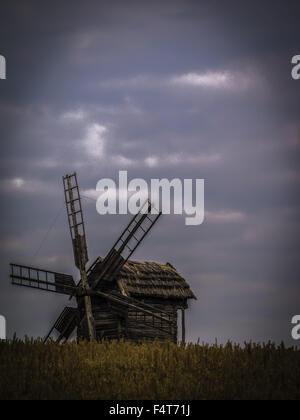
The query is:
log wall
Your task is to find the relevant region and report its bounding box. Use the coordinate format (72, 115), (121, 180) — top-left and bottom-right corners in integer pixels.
(77, 295), (187, 343)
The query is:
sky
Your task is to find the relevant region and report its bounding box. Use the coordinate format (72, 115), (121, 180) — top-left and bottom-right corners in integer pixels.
(0, 0), (299, 346)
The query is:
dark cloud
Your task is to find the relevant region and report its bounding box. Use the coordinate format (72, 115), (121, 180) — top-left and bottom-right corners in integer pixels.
(0, 0), (299, 345)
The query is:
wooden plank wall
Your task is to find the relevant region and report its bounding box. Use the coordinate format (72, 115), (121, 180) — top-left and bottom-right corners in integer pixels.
(77, 295), (187, 343)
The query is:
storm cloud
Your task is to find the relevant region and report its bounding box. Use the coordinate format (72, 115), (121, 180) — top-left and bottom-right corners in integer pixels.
(0, 0), (299, 345)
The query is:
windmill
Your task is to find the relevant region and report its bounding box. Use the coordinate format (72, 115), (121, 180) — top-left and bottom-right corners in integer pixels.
(10, 173), (196, 343)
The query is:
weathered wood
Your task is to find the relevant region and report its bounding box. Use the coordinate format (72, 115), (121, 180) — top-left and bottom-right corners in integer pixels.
(64, 173), (96, 342)
(181, 309), (186, 345)
(77, 292), (180, 343)
(93, 291), (174, 324)
(10, 264), (76, 296)
(92, 201), (162, 289)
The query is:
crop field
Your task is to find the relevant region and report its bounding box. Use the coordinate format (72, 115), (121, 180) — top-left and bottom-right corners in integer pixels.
(0, 338), (299, 400)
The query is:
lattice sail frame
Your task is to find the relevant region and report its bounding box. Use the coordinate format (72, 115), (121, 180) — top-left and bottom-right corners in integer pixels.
(63, 173), (89, 270)
(10, 264), (76, 296)
(92, 200), (162, 288)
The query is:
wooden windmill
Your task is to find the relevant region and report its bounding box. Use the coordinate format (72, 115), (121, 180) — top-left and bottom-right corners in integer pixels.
(10, 173), (196, 343)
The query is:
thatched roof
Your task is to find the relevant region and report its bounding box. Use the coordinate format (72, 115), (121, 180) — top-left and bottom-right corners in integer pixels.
(116, 260), (196, 300)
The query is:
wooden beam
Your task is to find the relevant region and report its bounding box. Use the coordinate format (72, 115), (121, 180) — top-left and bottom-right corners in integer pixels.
(181, 309), (186, 345)
(93, 291), (173, 324)
(117, 319), (122, 339)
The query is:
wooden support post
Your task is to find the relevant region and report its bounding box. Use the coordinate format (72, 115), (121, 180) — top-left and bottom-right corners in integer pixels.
(117, 318), (122, 340)
(181, 309), (186, 345)
(125, 315), (128, 339)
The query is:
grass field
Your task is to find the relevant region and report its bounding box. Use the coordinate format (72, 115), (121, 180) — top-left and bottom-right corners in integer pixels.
(0, 338), (299, 400)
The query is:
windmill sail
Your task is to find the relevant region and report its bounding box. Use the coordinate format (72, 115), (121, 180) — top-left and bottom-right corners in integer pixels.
(10, 264), (76, 296)
(92, 200), (162, 288)
(63, 173), (96, 341)
(44, 307), (81, 343)
(63, 173), (89, 270)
